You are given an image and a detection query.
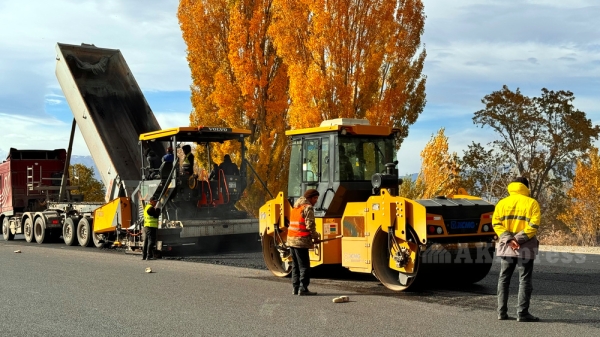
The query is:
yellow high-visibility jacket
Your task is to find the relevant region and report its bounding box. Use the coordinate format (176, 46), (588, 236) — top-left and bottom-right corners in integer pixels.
(493, 182), (540, 241)
(144, 204), (159, 228)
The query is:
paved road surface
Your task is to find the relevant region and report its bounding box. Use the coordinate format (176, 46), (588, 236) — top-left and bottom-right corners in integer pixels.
(1, 239), (598, 336)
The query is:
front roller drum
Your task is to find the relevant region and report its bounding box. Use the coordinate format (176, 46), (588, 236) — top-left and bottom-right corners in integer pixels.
(372, 228), (421, 291)
(261, 230), (292, 277)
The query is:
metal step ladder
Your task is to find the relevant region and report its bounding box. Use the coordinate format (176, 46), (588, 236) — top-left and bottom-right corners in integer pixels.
(26, 166), (41, 194)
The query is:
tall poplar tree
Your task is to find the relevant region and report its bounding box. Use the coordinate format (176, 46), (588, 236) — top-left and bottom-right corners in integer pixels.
(269, 0), (427, 145)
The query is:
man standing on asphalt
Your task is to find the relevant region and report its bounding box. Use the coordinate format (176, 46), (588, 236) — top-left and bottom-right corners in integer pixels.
(143, 196), (161, 260)
(288, 189), (320, 296)
(493, 177), (541, 322)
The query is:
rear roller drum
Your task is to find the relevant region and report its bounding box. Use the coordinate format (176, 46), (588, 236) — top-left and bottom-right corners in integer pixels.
(454, 261), (493, 284)
(261, 230), (292, 277)
(372, 228), (421, 291)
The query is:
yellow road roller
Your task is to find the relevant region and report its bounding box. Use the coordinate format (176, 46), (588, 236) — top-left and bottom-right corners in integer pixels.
(259, 118), (497, 291)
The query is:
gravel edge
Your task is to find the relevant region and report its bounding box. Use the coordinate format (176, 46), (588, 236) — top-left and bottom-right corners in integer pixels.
(540, 245), (600, 255)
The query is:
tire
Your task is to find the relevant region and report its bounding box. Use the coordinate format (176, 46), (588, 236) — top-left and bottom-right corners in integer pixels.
(77, 218), (93, 247)
(63, 218), (77, 246)
(92, 226), (107, 249)
(23, 218), (34, 243)
(34, 217), (47, 244)
(2, 217), (15, 241)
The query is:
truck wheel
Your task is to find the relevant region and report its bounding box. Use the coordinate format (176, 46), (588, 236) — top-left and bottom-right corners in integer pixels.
(2, 217), (14, 241)
(34, 217), (47, 244)
(63, 218), (77, 246)
(24, 218), (34, 243)
(92, 227), (107, 249)
(77, 218), (93, 247)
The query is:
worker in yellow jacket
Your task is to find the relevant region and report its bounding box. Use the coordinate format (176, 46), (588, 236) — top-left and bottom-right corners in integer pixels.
(143, 196), (161, 260)
(493, 177), (540, 322)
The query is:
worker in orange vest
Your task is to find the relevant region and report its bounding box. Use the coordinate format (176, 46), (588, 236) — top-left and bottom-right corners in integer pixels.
(288, 189), (320, 296)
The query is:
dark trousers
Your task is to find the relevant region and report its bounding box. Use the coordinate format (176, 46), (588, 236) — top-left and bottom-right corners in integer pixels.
(142, 227), (157, 259)
(498, 257), (534, 317)
(290, 247), (311, 291)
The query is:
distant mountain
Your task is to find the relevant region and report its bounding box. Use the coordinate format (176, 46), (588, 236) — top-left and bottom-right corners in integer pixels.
(0, 149), (100, 181)
(399, 172), (419, 182)
(70, 155), (101, 181)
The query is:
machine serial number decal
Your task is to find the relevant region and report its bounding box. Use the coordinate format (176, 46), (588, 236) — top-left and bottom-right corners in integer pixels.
(449, 221), (476, 229)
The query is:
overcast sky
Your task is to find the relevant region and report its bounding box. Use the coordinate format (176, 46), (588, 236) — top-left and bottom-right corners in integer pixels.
(0, 0), (599, 175)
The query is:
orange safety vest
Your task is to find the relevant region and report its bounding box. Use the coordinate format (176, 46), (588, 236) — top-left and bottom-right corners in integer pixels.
(288, 204), (311, 237)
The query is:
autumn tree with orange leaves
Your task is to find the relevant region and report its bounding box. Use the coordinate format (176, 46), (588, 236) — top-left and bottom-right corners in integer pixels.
(269, 0), (427, 142)
(178, 0), (427, 212)
(414, 128), (461, 198)
(178, 0), (290, 211)
(557, 147), (600, 246)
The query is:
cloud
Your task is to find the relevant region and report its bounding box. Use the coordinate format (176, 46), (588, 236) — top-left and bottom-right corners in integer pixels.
(154, 112), (191, 129)
(0, 113), (89, 156)
(0, 0), (190, 119)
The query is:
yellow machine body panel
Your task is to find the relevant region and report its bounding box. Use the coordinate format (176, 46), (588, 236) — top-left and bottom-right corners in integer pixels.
(317, 218), (342, 265)
(93, 197), (131, 234)
(338, 192), (427, 275)
(339, 202), (371, 272)
(259, 192), (290, 236)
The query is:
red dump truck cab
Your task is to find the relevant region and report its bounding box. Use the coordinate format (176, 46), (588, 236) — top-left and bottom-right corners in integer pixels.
(0, 148), (66, 216)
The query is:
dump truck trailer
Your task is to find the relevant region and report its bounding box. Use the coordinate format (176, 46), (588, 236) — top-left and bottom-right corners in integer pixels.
(260, 118), (497, 291)
(0, 147), (106, 245)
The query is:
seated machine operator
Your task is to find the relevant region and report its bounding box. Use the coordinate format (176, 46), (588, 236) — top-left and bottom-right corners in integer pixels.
(338, 146), (354, 180)
(181, 145), (194, 175)
(218, 154), (239, 176)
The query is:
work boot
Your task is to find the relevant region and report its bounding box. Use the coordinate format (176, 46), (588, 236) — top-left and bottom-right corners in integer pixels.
(298, 289), (317, 296)
(498, 314), (509, 320)
(517, 314), (539, 322)
(293, 288), (299, 295)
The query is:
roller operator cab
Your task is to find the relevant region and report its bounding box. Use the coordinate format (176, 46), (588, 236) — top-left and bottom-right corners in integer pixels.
(260, 118), (497, 291)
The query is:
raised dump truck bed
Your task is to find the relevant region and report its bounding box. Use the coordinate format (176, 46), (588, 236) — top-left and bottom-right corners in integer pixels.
(55, 43), (164, 195)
